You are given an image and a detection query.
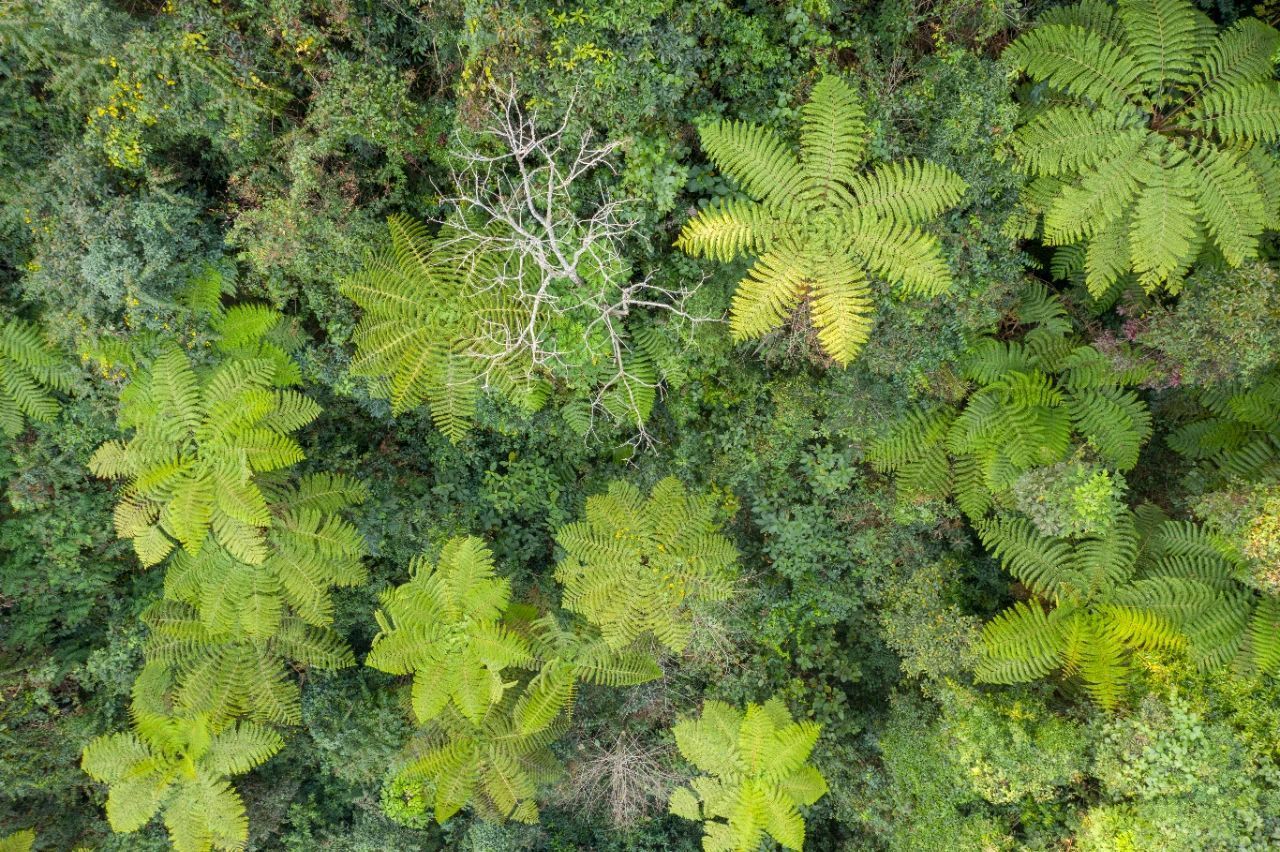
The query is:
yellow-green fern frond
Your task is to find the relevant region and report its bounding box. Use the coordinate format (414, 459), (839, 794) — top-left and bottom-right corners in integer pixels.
(0, 831), (34, 852)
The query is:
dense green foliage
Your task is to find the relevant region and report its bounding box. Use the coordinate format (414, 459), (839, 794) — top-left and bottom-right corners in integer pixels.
(2, 0), (1278, 849)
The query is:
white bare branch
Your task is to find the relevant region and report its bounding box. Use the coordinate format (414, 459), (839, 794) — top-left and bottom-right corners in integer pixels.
(433, 79), (719, 443)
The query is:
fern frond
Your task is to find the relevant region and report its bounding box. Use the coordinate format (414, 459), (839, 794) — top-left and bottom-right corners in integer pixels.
(1038, 0), (1124, 40)
(843, 214), (953, 297)
(1073, 613), (1129, 708)
(866, 407), (956, 499)
(1005, 24), (1145, 110)
(0, 317), (74, 437)
(1246, 596), (1280, 674)
(1184, 81), (1280, 143)
(0, 831), (35, 852)
(1118, 0), (1208, 91)
(163, 775), (248, 852)
(1043, 149), (1145, 245)
(977, 515), (1076, 596)
(807, 255), (873, 365)
(976, 601), (1068, 683)
(1186, 142), (1265, 265)
(846, 159), (967, 225)
(1128, 153), (1200, 287)
(1083, 212), (1134, 296)
(697, 119), (805, 212)
(1010, 107), (1147, 177)
(202, 722), (285, 776)
(728, 245), (808, 343)
(798, 75), (867, 195)
(674, 199), (777, 262)
(1068, 386), (1152, 470)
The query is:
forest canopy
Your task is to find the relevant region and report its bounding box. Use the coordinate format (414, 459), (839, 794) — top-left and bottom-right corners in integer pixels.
(2, 0), (1280, 850)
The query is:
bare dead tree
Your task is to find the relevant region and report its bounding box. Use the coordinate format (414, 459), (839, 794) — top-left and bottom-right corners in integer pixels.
(558, 732), (680, 828)
(434, 78), (718, 445)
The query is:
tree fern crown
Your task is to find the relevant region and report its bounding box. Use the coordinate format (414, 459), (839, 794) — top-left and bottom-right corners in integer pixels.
(676, 75), (967, 365)
(1006, 0), (1280, 294)
(341, 215), (541, 443)
(554, 477), (739, 653)
(88, 340), (320, 567)
(868, 284), (1152, 523)
(668, 696), (828, 852)
(975, 509), (1254, 708)
(365, 536), (533, 726)
(81, 714), (282, 852)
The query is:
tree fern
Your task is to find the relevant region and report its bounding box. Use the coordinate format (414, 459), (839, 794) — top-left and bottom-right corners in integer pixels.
(1168, 369), (1280, 483)
(89, 345), (319, 566)
(81, 715), (282, 852)
(975, 511), (1235, 707)
(668, 696), (828, 852)
(1134, 509), (1280, 676)
(0, 831), (34, 852)
(676, 75), (966, 364)
(341, 215), (540, 442)
(368, 534), (663, 827)
(390, 698), (565, 825)
(553, 477), (738, 653)
(163, 474), (368, 638)
(515, 614), (661, 736)
(868, 284), (1151, 524)
(83, 294), (369, 851)
(1006, 0), (1280, 294)
(366, 536), (533, 725)
(0, 316), (74, 438)
(140, 601), (354, 725)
